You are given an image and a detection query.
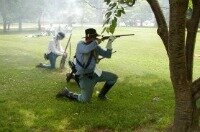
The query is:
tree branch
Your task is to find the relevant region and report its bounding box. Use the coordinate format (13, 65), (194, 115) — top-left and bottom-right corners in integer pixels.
(186, 0), (200, 82)
(192, 77), (200, 100)
(146, 0), (169, 54)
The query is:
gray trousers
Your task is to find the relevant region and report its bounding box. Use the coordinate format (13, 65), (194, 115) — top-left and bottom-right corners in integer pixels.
(41, 52), (58, 69)
(77, 71), (118, 102)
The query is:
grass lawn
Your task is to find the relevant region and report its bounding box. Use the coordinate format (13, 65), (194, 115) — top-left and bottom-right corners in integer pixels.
(0, 27), (200, 132)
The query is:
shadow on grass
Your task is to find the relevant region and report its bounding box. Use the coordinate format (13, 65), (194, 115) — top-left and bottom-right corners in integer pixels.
(0, 98), (31, 131)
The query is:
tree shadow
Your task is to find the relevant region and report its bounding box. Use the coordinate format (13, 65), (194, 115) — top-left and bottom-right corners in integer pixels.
(0, 98), (32, 131)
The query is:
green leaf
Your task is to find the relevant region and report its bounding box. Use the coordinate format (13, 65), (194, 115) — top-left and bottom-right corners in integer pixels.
(112, 17), (118, 28)
(121, 7), (125, 14)
(101, 27), (107, 34)
(104, 0), (111, 5)
(121, 10), (125, 14)
(106, 28), (110, 33)
(103, 18), (110, 27)
(105, 11), (112, 18)
(115, 9), (122, 17)
(118, 0), (125, 4)
(109, 2), (117, 10)
(109, 17), (117, 34)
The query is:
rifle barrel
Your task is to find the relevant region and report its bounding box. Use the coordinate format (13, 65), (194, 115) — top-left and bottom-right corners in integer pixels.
(115, 34), (135, 37)
(102, 34), (135, 39)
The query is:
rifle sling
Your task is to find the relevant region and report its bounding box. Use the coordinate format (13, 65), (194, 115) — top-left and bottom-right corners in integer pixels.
(75, 52), (93, 69)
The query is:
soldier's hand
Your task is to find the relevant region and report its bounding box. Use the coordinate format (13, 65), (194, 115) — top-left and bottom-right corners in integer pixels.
(108, 36), (116, 43)
(106, 36), (116, 50)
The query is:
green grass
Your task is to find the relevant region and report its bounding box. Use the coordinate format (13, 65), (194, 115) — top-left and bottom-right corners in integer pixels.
(0, 27), (200, 131)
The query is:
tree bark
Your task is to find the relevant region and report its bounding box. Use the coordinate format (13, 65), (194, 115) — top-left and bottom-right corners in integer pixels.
(185, 0), (200, 82)
(169, 0), (193, 131)
(185, 0), (200, 129)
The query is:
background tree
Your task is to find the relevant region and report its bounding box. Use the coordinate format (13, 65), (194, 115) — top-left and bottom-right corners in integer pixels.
(26, 0), (44, 31)
(79, 0), (104, 24)
(103, 0), (200, 131)
(87, 0), (104, 24)
(118, 1), (153, 27)
(13, 0), (44, 31)
(0, 0), (8, 32)
(0, 0), (14, 32)
(0, 0), (44, 31)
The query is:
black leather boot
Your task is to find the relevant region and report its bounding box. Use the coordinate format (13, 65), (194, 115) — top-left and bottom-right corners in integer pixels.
(56, 88), (78, 101)
(98, 83), (114, 100)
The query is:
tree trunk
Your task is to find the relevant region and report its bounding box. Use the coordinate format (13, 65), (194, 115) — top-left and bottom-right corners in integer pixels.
(103, 0), (200, 131)
(185, 0), (200, 129)
(146, 0), (200, 131)
(3, 17), (7, 33)
(7, 22), (10, 30)
(18, 17), (22, 31)
(140, 19), (142, 27)
(38, 18), (41, 31)
(186, 0), (200, 82)
(169, 0), (193, 131)
(2, 0), (7, 33)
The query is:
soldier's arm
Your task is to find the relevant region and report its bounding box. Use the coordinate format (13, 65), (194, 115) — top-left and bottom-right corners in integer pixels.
(97, 46), (112, 58)
(77, 41), (98, 54)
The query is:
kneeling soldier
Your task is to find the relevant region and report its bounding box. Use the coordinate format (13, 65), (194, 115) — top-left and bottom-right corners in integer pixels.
(56, 28), (118, 102)
(36, 32), (66, 69)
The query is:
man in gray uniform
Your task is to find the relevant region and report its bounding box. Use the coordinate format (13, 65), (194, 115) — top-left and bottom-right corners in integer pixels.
(56, 28), (118, 102)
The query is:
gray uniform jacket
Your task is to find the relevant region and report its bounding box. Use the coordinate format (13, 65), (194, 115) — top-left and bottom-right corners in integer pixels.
(75, 40), (112, 75)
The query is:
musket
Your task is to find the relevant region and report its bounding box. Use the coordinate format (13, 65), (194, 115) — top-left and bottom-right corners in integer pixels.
(60, 34), (72, 69)
(101, 33), (135, 41)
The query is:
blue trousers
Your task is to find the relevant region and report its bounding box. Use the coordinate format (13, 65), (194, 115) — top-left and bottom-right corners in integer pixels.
(77, 71), (118, 102)
(41, 52), (58, 69)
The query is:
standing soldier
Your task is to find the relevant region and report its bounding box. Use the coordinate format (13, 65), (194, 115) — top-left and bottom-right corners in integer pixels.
(36, 32), (66, 69)
(56, 28), (118, 102)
